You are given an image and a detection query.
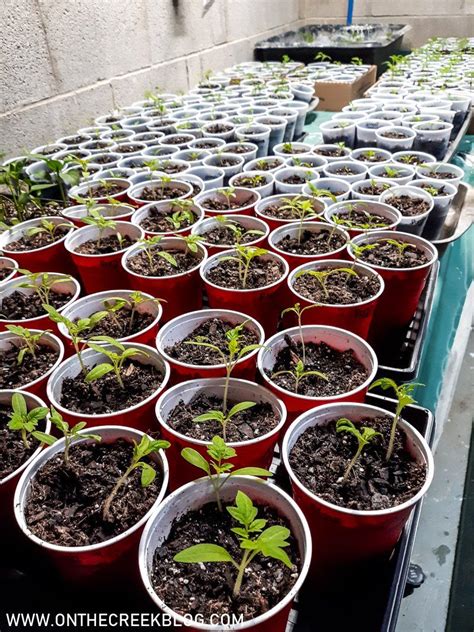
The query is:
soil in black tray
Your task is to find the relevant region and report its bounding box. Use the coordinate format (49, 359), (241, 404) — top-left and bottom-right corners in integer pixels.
(138, 185), (187, 201)
(24, 439), (163, 546)
(126, 248), (201, 277)
(357, 182), (392, 196)
(260, 200), (320, 220)
(168, 393), (278, 442)
(277, 228), (346, 256)
(289, 416), (426, 511)
(356, 239), (429, 268)
(293, 267), (380, 304)
(60, 359), (163, 414)
(0, 291), (71, 321)
(139, 207), (197, 232)
(202, 223), (259, 246)
(200, 196), (253, 212)
(206, 256), (283, 290)
(0, 343), (58, 389)
(332, 208), (392, 229)
(151, 501), (300, 622)
(87, 182), (128, 196)
(0, 406), (40, 479)
(5, 226), (69, 252)
(75, 234), (135, 255)
(383, 195), (431, 217)
(165, 318), (259, 365)
(268, 338), (368, 397)
(77, 307), (154, 340)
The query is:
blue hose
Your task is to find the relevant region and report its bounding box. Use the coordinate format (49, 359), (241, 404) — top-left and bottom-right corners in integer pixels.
(347, 0), (354, 25)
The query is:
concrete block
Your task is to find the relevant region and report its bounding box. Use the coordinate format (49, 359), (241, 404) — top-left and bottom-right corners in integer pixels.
(225, 0), (300, 41)
(0, 0), (57, 113)
(370, 0), (465, 16)
(301, 0), (370, 19)
(37, 0), (152, 93)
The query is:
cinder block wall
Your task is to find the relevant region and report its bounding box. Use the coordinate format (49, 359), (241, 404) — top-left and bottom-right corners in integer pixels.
(1, 0), (473, 156)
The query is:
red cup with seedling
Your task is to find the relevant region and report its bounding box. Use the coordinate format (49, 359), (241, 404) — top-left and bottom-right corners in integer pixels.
(194, 187), (261, 217)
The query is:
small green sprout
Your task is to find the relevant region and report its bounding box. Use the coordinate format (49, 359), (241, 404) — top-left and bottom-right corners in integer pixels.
(384, 238), (416, 257)
(41, 406), (102, 466)
(17, 270), (72, 307)
(193, 401), (256, 444)
(214, 216), (264, 245)
(5, 325), (50, 365)
(7, 393), (49, 449)
(26, 218), (70, 241)
(216, 186), (237, 210)
(85, 337), (149, 389)
(294, 267), (358, 300)
(281, 302), (320, 367)
(136, 236), (178, 274)
(272, 358), (328, 394)
(336, 418), (381, 481)
(220, 245), (269, 290)
(82, 209), (118, 249)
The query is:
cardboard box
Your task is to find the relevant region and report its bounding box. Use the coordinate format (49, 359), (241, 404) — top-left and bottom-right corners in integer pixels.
(314, 66), (377, 112)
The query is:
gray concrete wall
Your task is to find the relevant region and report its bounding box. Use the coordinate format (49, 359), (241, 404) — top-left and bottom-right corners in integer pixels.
(1, 0), (473, 156)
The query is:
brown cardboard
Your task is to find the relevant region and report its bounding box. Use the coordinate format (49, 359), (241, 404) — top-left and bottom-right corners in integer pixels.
(314, 66), (377, 112)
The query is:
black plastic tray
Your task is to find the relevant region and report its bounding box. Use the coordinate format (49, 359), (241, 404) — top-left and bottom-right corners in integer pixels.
(254, 24), (410, 70)
(375, 260), (439, 382)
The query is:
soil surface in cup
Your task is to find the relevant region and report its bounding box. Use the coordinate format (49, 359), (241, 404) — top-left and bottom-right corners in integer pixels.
(282, 174), (308, 185)
(268, 337), (368, 397)
(280, 145), (307, 154)
(165, 317), (259, 365)
(356, 152), (387, 163)
(86, 182), (127, 196)
(1, 199), (61, 223)
(289, 416), (426, 510)
(381, 131), (409, 139)
(356, 239), (430, 268)
(422, 170), (456, 180)
(75, 234), (135, 255)
(151, 500), (300, 622)
(60, 359), (163, 414)
(139, 206), (198, 233)
(331, 166), (358, 176)
(0, 342), (59, 389)
(201, 221), (263, 247)
(417, 183), (450, 196)
(0, 291), (72, 321)
(397, 154), (426, 166)
(200, 194), (254, 212)
(76, 305), (155, 340)
(277, 229), (346, 255)
(168, 393), (278, 441)
(383, 195), (431, 217)
(24, 439), (163, 545)
(137, 185), (187, 202)
(206, 124), (232, 134)
(254, 158), (285, 171)
(0, 266), (15, 281)
(330, 207), (392, 230)
(314, 147), (346, 157)
(193, 141), (218, 149)
(207, 255), (284, 290)
(115, 143), (144, 154)
(232, 175), (266, 189)
(127, 247), (202, 277)
(293, 267), (380, 304)
(260, 200), (321, 220)
(5, 226), (69, 252)
(357, 181), (392, 196)
(0, 406), (41, 479)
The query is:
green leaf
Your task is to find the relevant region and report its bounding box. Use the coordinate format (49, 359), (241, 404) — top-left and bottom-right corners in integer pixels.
(139, 462), (156, 487)
(32, 431), (57, 446)
(227, 401), (256, 418)
(12, 392), (27, 417)
(174, 544), (235, 564)
(193, 411), (224, 423)
(85, 363), (114, 383)
(71, 421), (87, 434)
(231, 467), (272, 478)
(181, 447), (210, 474)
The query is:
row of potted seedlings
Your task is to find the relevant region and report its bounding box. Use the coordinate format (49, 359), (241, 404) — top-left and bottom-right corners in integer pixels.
(0, 50), (457, 628)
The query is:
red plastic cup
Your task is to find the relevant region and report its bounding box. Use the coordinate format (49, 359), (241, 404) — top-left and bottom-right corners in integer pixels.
(47, 342), (170, 432)
(0, 390), (50, 534)
(156, 308), (264, 385)
(0, 257), (19, 285)
(61, 203), (135, 227)
(191, 213), (270, 257)
(58, 289), (163, 351)
(128, 179), (193, 208)
(257, 325), (378, 425)
(282, 402), (434, 578)
(69, 178), (132, 205)
(131, 200), (204, 237)
(65, 222), (144, 294)
(324, 200), (402, 238)
(0, 274), (81, 334)
(14, 425), (169, 583)
(139, 476), (311, 632)
(194, 187), (261, 217)
(0, 217), (75, 274)
(268, 221), (350, 270)
(121, 238), (208, 323)
(155, 377), (286, 489)
(201, 249), (290, 337)
(255, 193), (326, 233)
(286, 258), (385, 340)
(348, 230), (438, 347)
(0, 330), (64, 399)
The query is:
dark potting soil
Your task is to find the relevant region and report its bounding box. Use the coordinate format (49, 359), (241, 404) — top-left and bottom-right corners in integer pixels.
(75, 234), (135, 255)
(151, 501), (300, 622)
(115, 144), (145, 153)
(60, 359), (163, 415)
(289, 416), (426, 511)
(86, 182), (128, 196)
(200, 196), (252, 212)
(5, 226), (69, 252)
(268, 338), (368, 397)
(293, 267), (380, 305)
(193, 141), (218, 149)
(165, 318), (259, 366)
(331, 166), (358, 176)
(423, 170), (457, 180)
(0, 291), (72, 321)
(202, 223), (260, 246)
(24, 439), (163, 546)
(76, 307), (154, 340)
(255, 159), (284, 171)
(91, 155), (119, 166)
(260, 201), (321, 220)
(281, 146), (307, 154)
(215, 158), (240, 168)
(232, 176), (266, 189)
(418, 183), (449, 196)
(282, 175), (307, 185)
(166, 136), (192, 145)
(380, 131), (410, 139)
(206, 124), (232, 134)
(227, 145), (252, 155)
(332, 208), (392, 230)
(356, 239), (430, 268)
(206, 256), (284, 290)
(139, 207), (197, 232)
(0, 343), (58, 389)
(314, 147), (346, 157)
(168, 393), (278, 442)
(126, 248), (201, 277)
(0, 266), (14, 281)
(0, 406), (40, 479)
(277, 228), (346, 256)
(138, 185), (187, 201)
(85, 141), (110, 150)
(384, 195), (431, 217)
(357, 153), (387, 163)
(63, 135), (89, 145)
(357, 182), (392, 196)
